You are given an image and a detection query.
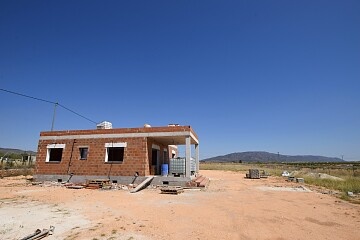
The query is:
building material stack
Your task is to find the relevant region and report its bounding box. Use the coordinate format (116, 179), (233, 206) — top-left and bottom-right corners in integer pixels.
(248, 169), (260, 179)
(194, 175), (210, 187)
(86, 179), (110, 189)
(160, 186), (184, 194)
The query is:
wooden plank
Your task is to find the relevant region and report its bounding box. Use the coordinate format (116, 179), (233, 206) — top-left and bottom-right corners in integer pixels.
(199, 177), (209, 187)
(66, 185), (85, 189)
(130, 176), (154, 193)
(160, 186), (184, 194)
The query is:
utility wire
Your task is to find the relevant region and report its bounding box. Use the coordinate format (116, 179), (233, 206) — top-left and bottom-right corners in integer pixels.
(58, 103), (97, 124)
(0, 87), (56, 104)
(0, 87), (98, 124)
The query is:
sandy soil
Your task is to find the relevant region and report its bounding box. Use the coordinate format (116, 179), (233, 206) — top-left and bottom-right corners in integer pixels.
(1, 170), (359, 240)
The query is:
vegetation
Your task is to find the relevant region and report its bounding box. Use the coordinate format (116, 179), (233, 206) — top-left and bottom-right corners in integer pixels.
(0, 150), (35, 171)
(200, 162), (285, 176)
(0, 151), (24, 160)
(302, 176), (360, 193)
(200, 162), (360, 200)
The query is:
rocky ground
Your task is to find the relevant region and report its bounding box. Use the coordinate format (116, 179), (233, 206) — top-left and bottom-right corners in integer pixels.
(1, 170), (360, 240)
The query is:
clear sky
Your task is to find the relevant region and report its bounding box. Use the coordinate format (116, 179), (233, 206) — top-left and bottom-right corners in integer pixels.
(1, 1), (359, 160)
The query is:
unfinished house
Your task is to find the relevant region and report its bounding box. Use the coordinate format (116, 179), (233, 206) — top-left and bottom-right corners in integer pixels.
(34, 124), (199, 186)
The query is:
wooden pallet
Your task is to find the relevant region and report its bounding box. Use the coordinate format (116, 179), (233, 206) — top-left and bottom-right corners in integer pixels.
(86, 179), (110, 189)
(66, 185), (85, 189)
(160, 186), (184, 194)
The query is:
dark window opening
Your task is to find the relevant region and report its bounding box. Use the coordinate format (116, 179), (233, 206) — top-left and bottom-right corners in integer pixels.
(49, 148), (63, 162)
(152, 149), (158, 165)
(107, 147), (124, 162)
(79, 148), (88, 160)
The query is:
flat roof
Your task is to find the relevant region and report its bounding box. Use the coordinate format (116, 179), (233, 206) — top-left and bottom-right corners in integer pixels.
(39, 125), (199, 145)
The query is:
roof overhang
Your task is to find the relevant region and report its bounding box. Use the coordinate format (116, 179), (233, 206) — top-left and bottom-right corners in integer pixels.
(39, 129), (199, 145)
(149, 131), (198, 145)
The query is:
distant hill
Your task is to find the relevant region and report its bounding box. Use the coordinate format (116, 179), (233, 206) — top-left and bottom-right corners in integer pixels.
(0, 147), (36, 155)
(201, 151), (343, 163)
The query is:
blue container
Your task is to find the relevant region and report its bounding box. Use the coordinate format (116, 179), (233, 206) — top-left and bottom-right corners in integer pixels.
(161, 164), (169, 176)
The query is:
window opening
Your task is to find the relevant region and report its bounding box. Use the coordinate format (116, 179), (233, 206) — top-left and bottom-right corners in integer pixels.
(46, 144), (65, 162)
(106, 147), (124, 162)
(79, 147), (88, 160)
(48, 148), (63, 162)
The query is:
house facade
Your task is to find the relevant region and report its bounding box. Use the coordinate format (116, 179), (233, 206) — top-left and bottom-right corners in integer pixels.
(34, 125), (199, 184)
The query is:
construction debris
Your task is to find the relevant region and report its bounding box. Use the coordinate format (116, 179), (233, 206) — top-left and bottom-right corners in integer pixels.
(185, 175), (210, 188)
(20, 226), (55, 240)
(246, 169), (270, 179)
(130, 176), (154, 193)
(248, 169), (260, 179)
(287, 177), (305, 183)
(296, 178), (305, 183)
(260, 170), (270, 178)
(86, 179), (110, 189)
(160, 186), (184, 194)
(66, 185), (85, 189)
(193, 175), (210, 187)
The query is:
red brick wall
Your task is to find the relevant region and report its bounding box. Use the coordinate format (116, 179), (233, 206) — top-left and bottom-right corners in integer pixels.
(35, 137), (149, 176)
(36, 125), (198, 177)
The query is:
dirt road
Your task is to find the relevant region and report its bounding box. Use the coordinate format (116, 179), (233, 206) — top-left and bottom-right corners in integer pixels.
(1, 170), (359, 240)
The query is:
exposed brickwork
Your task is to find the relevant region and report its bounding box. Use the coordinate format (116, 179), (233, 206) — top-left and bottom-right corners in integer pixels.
(35, 127), (183, 177)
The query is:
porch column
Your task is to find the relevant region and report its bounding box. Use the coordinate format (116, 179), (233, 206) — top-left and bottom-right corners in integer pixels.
(185, 136), (191, 178)
(195, 144), (199, 173)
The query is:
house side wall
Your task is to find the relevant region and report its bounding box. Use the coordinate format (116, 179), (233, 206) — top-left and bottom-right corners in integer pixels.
(35, 137), (149, 177)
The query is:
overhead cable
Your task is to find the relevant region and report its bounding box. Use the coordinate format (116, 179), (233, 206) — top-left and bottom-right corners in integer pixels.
(0, 87), (98, 124)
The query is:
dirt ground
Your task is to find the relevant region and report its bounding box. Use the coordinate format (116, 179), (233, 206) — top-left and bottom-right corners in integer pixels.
(1, 170), (360, 240)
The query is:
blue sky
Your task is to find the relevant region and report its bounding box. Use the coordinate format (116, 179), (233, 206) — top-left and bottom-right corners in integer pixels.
(1, 1), (359, 160)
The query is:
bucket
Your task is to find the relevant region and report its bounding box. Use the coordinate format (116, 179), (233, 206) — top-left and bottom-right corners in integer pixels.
(161, 164), (169, 176)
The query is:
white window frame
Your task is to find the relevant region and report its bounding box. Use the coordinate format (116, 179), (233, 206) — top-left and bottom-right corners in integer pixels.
(104, 142), (127, 162)
(46, 144), (65, 162)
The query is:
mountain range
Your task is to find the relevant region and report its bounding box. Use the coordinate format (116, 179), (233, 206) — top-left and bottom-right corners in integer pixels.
(201, 151), (344, 163)
(0, 148), (345, 163)
(0, 147), (37, 155)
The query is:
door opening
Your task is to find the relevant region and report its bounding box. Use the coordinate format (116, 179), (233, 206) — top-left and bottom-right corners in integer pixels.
(151, 149), (159, 175)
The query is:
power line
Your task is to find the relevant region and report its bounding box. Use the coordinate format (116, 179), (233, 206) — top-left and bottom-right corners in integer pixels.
(0, 87), (98, 125)
(58, 103), (97, 124)
(0, 88), (56, 104)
